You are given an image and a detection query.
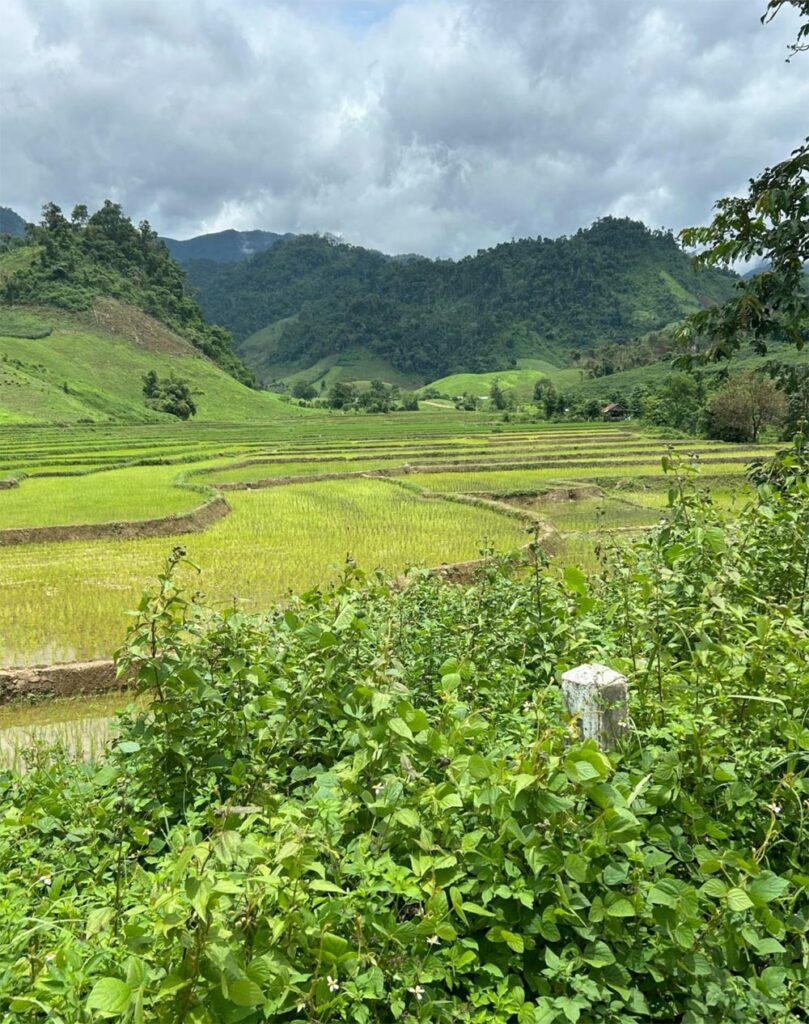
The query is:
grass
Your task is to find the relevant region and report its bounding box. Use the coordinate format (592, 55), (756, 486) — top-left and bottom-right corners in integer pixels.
(0, 692), (142, 770)
(0, 479), (526, 666)
(0, 464), (204, 528)
(422, 365), (584, 402)
(0, 300), (300, 424)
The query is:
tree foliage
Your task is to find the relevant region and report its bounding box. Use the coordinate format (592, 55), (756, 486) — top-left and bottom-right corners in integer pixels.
(187, 219), (737, 382)
(678, 3), (808, 363)
(707, 370), (787, 442)
(142, 370), (197, 420)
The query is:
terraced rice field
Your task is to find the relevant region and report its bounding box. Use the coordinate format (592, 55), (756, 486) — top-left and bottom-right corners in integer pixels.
(0, 417), (774, 674)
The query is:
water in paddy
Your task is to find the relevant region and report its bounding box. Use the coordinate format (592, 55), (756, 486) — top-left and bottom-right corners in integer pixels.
(0, 691), (141, 770)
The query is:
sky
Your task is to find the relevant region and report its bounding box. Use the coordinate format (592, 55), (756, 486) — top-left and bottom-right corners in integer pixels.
(1, 0), (807, 258)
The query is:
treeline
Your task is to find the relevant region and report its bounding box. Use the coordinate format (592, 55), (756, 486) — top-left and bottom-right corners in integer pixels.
(286, 377), (419, 413)
(187, 218), (738, 381)
(569, 363), (805, 441)
(1, 201), (254, 386)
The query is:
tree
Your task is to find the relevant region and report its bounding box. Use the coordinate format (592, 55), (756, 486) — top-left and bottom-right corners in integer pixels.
(143, 371), (197, 419)
(707, 371), (787, 442)
(489, 378), (508, 410)
(292, 380), (317, 401)
(678, 2), (808, 363)
(142, 369), (160, 399)
(326, 381), (357, 409)
(764, 360), (809, 435)
(159, 376), (197, 420)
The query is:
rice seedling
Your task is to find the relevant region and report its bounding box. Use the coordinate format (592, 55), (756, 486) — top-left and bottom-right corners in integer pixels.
(0, 480), (526, 666)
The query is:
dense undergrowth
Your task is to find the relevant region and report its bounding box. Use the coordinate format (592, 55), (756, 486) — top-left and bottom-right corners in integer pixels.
(0, 440), (807, 1023)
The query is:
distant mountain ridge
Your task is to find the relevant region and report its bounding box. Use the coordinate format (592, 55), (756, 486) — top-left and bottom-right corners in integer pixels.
(0, 207), (28, 237)
(184, 217), (740, 385)
(162, 228), (296, 264)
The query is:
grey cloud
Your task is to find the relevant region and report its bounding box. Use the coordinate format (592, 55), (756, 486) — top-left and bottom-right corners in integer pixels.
(1, 0), (806, 257)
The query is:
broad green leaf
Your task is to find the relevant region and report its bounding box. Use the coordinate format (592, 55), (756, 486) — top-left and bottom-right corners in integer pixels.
(228, 978), (265, 1007)
(605, 896), (636, 918)
(726, 887), (754, 912)
(86, 978), (132, 1016)
(748, 874), (789, 905)
(388, 717), (414, 741)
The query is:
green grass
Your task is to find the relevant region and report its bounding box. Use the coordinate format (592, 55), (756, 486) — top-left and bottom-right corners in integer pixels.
(0, 464), (203, 528)
(423, 365), (584, 402)
(0, 301), (301, 424)
(0, 480), (526, 666)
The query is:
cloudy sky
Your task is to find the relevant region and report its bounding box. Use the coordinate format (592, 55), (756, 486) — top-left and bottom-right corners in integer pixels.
(2, 0), (807, 257)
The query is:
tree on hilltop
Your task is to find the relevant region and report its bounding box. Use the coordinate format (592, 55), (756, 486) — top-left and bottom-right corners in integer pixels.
(678, 1), (808, 363)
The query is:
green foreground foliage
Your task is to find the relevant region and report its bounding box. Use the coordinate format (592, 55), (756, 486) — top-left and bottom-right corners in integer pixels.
(0, 442), (807, 1023)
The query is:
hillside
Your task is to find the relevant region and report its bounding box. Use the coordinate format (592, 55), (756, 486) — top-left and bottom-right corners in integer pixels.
(0, 201), (254, 386)
(0, 301), (292, 425)
(186, 218), (739, 385)
(0, 207), (27, 238)
(162, 228), (295, 264)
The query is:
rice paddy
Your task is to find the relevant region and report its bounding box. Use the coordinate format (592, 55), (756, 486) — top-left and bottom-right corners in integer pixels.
(0, 413), (774, 760)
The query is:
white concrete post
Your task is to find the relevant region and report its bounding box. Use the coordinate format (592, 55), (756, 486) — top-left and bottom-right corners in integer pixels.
(561, 663), (628, 751)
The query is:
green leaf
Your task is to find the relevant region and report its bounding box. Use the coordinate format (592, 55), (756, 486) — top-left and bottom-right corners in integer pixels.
(563, 565), (587, 595)
(748, 873), (789, 905)
(726, 887), (754, 912)
(228, 978), (265, 1007)
(86, 978), (132, 1016)
(604, 896), (636, 918)
(388, 717), (414, 741)
(212, 830), (241, 865)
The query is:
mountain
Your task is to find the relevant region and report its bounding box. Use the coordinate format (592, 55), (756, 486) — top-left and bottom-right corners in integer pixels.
(162, 228), (296, 264)
(0, 207), (28, 238)
(0, 200), (253, 386)
(185, 218), (739, 386)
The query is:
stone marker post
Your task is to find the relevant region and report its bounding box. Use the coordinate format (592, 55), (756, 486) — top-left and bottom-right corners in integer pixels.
(561, 663), (628, 751)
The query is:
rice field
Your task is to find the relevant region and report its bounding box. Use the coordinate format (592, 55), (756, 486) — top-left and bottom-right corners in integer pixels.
(0, 417), (774, 676)
(0, 479), (526, 666)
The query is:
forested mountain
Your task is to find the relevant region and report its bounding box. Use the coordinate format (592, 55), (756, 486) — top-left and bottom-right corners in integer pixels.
(0, 201), (253, 385)
(0, 207), (27, 238)
(186, 218), (739, 384)
(162, 228), (295, 264)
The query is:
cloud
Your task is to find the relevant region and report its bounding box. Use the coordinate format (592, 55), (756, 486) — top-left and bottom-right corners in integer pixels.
(1, 0), (807, 257)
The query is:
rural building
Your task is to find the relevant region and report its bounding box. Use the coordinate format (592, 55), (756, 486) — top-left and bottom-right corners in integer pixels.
(601, 401), (627, 421)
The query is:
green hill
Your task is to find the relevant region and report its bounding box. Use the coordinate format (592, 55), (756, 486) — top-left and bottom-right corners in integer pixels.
(187, 217), (739, 385)
(0, 200), (253, 386)
(0, 207), (27, 238)
(0, 302), (293, 425)
(0, 201), (295, 424)
(162, 228), (296, 264)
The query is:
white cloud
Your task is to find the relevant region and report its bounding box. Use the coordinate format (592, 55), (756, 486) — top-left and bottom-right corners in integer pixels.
(1, 0), (807, 256)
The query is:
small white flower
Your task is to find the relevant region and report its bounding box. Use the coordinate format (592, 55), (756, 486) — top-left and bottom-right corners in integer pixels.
(768, 801), (782, 815)
(426, 934), (440, 946)
(372, 783), (384, 795)
(144, 827), (154, 836)
(409, 984), (425, 1001)
(45, 954), (55, 962)
(327, 975), (339, 993)
(522, 700), (533, 712)
(38, 875), (52, 888)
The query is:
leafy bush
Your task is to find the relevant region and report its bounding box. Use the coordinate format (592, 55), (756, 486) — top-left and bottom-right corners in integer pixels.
(0, 446), (806, 1022)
